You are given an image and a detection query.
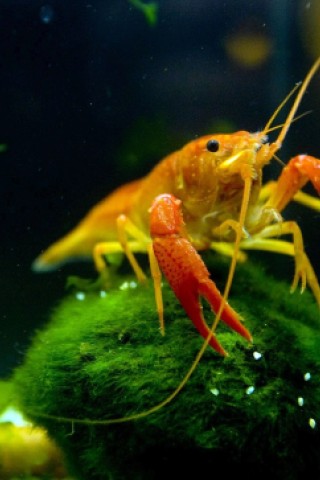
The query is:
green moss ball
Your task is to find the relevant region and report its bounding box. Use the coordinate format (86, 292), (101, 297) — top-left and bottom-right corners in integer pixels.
(13, 256), (320, 479)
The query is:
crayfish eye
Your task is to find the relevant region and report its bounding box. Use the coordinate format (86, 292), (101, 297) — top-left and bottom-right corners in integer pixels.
(206, 139), (220, 152)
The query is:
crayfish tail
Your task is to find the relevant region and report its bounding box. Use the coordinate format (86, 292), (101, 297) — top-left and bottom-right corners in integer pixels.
(198, 281), (253, 343)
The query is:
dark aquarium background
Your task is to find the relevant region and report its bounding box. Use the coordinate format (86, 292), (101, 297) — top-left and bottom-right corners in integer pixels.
(1, 0), (320, 378)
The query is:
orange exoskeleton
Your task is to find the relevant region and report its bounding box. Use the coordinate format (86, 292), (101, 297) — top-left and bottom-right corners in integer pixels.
(32, 56), (320, 423)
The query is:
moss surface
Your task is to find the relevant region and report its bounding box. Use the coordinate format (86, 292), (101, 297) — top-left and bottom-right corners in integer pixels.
(13, 255), (320, 479)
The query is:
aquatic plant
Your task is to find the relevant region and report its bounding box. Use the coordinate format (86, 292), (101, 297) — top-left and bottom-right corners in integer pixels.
(129, 0), (158, 26)
(0, 383), (67, 478)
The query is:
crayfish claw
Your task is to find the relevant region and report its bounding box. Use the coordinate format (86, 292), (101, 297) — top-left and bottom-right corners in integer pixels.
(172, 276), (252, 356)
(150, 193), (253, 355)
(198, 281), (253, 343)
(175, 286), (229, 356)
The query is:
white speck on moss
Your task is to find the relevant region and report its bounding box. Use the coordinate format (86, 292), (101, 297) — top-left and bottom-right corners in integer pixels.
(120, 281), (138, 290)
(309, 418), (316, 429)
(304, 372), (311, 381)
(210, 388), (219, 396)
(297, 397), (304, 407)
(76, 292), (85, 301)
(246, 386), (255, 395)
(253, 351), (262, 360)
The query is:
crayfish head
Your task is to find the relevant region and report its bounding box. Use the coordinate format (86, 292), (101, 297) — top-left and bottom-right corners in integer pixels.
(174, 131), (270, 217)
(197, 130), (271, 182)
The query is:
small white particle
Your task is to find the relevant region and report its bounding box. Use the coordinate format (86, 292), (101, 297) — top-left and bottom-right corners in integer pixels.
(120, 281), (137, 290)
(297, 397), (304, 407)
(76, 292), (85, 301)
(309, 418), (316, 429)
(246, 386), (255, 395)
(119, 281), (129, 291)
(210, 388), (219, 396)
(304, 372), (311, 381)
(253, 351), (262, 360)
(100, 290), (107, 298)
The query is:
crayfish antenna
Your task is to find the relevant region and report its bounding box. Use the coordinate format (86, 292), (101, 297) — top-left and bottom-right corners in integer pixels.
(262, 82), (301, 136)
(264, 56), (320, 152)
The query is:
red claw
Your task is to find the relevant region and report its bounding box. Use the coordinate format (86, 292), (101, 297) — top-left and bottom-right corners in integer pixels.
(149, 194), (252, 356)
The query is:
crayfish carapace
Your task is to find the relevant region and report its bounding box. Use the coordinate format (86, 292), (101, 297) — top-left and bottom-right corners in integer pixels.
(32, 56), (320, 423)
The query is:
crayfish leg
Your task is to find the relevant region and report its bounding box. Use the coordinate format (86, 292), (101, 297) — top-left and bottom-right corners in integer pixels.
(116, 214), (149, 282)
(147, 243), (165, 335)
(240, 227), (320, 306)
(265, 154), (320, 212)
(91, 215), (151, 287)
(92, 239), (146, 283)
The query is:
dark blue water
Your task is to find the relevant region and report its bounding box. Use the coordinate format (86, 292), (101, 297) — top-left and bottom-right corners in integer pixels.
(1, 0), (319, 379)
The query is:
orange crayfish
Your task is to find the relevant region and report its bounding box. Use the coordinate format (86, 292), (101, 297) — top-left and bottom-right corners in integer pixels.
(33, 57), (320, 359)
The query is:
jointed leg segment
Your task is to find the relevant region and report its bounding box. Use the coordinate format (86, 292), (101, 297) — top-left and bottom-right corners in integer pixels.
(265, 154), (320, 212)
(244, 153), (320, 305)
(240, 222), (320, 305)
(93, 214), (167, 334)
(116, 215), (149, 282)
(147, 243), (165, 335)
(93, 215), (150, 282)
